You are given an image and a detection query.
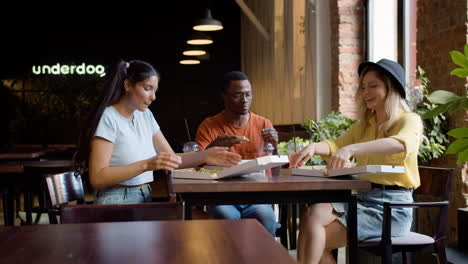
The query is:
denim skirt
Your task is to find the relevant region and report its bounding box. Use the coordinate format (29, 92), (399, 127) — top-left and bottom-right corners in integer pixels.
(331, 187), (413, 241)
(94, 184), (153, 205)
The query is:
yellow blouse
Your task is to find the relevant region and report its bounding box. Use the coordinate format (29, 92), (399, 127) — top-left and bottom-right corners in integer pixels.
(325, 112), (423, 189)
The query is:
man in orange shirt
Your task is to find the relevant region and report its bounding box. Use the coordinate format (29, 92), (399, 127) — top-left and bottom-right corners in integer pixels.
(195, 71), (279, 236)
(196, 71), (278, 158)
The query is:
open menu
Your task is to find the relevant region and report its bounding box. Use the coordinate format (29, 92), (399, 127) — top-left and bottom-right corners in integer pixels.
(291, 165), (405, 177)
(172, 155), (289, 180)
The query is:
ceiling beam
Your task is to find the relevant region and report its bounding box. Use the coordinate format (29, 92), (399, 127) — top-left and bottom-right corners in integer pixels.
(235, 0), (270, 41)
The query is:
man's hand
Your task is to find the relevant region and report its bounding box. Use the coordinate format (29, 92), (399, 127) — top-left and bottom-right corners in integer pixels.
(204, 147), (242, 166)
(206, 134), (250, 148)
(262, 128), (278, 146)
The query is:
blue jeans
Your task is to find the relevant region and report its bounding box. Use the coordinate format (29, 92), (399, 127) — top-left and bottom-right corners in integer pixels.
(208, 204), (278, 236)
(331, 187), (413, 241)
(94, 184), (152, 205)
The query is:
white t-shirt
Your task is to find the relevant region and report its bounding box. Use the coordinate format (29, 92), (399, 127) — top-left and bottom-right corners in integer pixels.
(95, 106), (160, 186)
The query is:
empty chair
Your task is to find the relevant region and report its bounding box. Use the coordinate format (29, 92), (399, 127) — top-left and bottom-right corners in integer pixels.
(22, 160), (76, 225)
(358, 166), (454, 264)
(45, 171), (85, 207)
(43, 171), (86, 224)
(60, 202), (185, 224)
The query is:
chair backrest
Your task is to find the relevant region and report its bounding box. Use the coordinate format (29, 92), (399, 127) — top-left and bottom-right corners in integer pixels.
(416, 166), (454, 241)
(60, 202), (185, 224)
(152, 170), (176, 201)
(416, 166), (454, 200)
(45, 171), (85, 207)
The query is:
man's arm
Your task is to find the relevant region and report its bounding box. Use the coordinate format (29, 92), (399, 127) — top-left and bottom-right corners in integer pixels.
(195, 121), (215, 150)
(261, 119), (278, 146)
(196, 120), (248, 149)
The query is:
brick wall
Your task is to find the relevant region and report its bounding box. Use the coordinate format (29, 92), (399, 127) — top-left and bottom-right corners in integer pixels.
(329, 0), (365, 119)
(417, 0), (468, 244)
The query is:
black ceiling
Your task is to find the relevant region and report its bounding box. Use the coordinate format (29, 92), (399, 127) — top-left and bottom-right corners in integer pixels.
(0, 1), (243, 148)
(0, 0), (241, 77)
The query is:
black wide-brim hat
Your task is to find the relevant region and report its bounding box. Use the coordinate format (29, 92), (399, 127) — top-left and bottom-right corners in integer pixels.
(358, 58), (406, 99)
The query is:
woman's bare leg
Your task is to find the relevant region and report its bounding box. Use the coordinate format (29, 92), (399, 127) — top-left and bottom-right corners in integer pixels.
(319, 221), (348, 264)
(298, 203), (343, 264)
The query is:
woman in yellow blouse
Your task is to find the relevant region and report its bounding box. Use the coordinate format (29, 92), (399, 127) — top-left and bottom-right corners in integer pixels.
(290, 59), (423, 264)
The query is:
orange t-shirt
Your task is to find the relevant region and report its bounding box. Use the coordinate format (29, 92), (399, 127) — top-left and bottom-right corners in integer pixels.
(195, 112), (273, 159)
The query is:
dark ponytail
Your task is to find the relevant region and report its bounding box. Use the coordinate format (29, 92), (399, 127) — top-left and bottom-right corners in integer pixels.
(74, 60), (159, 178)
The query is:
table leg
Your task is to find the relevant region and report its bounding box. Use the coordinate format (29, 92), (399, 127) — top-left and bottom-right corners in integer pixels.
(347, 194), (358, 264)
(290, 204), (298, 249)
(184, 203), (192, 220)
(2, 189), (14, 226)
(25, 190), (33, 225)
(278, 204), (289, 248)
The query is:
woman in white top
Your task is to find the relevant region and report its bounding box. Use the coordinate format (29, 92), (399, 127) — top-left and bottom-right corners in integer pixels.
(75, 60), (241, 204)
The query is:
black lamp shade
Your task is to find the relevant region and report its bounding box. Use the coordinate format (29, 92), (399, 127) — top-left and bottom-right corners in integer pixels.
(187, 32), (213, 45)
(193, 9), (223, 31)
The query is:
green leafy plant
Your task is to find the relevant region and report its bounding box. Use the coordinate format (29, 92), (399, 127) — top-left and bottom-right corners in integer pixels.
(422, 44), (468, 164)
(278, 112), (356, 165)
(302, 111), (357, 143)
(278, 137), (308, 155)
(278, 137), (326, 165)
(407, 66), (449, 164)
(303, 111), (356, 165)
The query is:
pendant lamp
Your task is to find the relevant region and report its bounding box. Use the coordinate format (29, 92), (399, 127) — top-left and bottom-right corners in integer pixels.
(183, 49), (207, 56)
(187, 31), (213, 45)
(193, 9), (223, 31)
(187, 32), (213, 45)
(179, 59), (201, 65)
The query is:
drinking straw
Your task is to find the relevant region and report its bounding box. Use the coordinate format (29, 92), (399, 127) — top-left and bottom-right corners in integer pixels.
(184, 118), (191, 142)
(292, 125), (297, 152)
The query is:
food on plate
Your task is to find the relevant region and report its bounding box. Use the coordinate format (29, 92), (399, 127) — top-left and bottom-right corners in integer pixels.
(238, 136), (250, 142)
(197, 168), (222, 174)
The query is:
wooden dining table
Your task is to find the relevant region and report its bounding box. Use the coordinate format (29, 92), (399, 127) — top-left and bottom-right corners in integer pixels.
(0, 219), (297, 264)
(173, 168), (371, 264)
(0, 148), (49, 160)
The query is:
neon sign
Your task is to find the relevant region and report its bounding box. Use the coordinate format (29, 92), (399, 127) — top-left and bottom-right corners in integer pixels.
(32, 63), (106, 77)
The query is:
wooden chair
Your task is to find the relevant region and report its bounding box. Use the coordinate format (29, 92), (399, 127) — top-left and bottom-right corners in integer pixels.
(22, 160), (75, 225)
(358, 166), (454, 264)
(277, 203), (301, 249)
(60, 202), (185, 224)
(1, 186), (13, 226)
(45, 171), (86, 207)
(43, 171), (86, 224)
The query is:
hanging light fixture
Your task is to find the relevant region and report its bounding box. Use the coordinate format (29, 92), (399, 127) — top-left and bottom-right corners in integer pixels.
(193, 9), (223, 31)
(179, 59), (201, 65)
(183, 50), (206, 56)
(187, 32), (213, 45)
